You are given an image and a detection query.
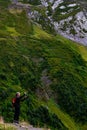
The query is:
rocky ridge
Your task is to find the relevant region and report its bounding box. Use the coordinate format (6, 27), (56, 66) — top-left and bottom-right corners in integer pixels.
(15, 0), (87, 45)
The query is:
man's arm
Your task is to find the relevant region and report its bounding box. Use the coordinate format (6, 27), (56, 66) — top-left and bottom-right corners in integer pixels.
(20, 93), (28, 101)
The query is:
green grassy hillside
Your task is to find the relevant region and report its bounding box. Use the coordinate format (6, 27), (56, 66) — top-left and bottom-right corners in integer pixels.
(0, 0), (87, 130)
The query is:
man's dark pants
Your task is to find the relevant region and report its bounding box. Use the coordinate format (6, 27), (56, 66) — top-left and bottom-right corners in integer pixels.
(14, 107), (20, 123)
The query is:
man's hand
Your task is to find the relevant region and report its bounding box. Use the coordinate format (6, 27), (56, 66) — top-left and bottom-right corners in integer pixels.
(24, 92), (27, 95)
(24, 92), (28, 98)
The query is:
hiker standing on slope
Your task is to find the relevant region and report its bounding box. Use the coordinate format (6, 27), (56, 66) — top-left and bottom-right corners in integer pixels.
(12, 92), (27, 124)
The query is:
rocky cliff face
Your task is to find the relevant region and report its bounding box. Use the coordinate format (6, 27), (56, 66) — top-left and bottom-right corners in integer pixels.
(23, 0), (87, 45)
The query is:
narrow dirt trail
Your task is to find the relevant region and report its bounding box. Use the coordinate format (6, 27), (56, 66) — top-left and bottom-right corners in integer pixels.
(14, 124), (44, 130)
(2, 123), (48, 130)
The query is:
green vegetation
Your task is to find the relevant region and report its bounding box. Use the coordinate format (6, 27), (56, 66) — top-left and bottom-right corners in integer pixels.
(0, 0), (87, 130)
(77, 45), (87, 61)
(0, 124), (16, 130)
(27, 99), (67, 130)
(53, 4), (80, 21)
(22, 0), (41, 5)
(47, 100), (79, 130)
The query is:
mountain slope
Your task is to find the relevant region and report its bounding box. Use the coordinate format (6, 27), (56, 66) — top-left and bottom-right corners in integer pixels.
(21, 0), (87, 45)
(0, 0), (87, 130)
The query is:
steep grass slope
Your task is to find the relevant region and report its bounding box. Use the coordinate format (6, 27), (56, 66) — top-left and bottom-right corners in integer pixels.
(47, 100), (79, 130)
(0, 0), (87, 130)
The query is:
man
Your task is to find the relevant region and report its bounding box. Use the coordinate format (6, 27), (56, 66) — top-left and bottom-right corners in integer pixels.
(12, 92), (27, 124)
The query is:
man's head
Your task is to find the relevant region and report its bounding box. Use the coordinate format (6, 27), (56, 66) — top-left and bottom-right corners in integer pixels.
(16, 92), (20, 98)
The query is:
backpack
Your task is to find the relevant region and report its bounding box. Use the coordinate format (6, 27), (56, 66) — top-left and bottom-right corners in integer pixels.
(12, 98), (16, 107)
